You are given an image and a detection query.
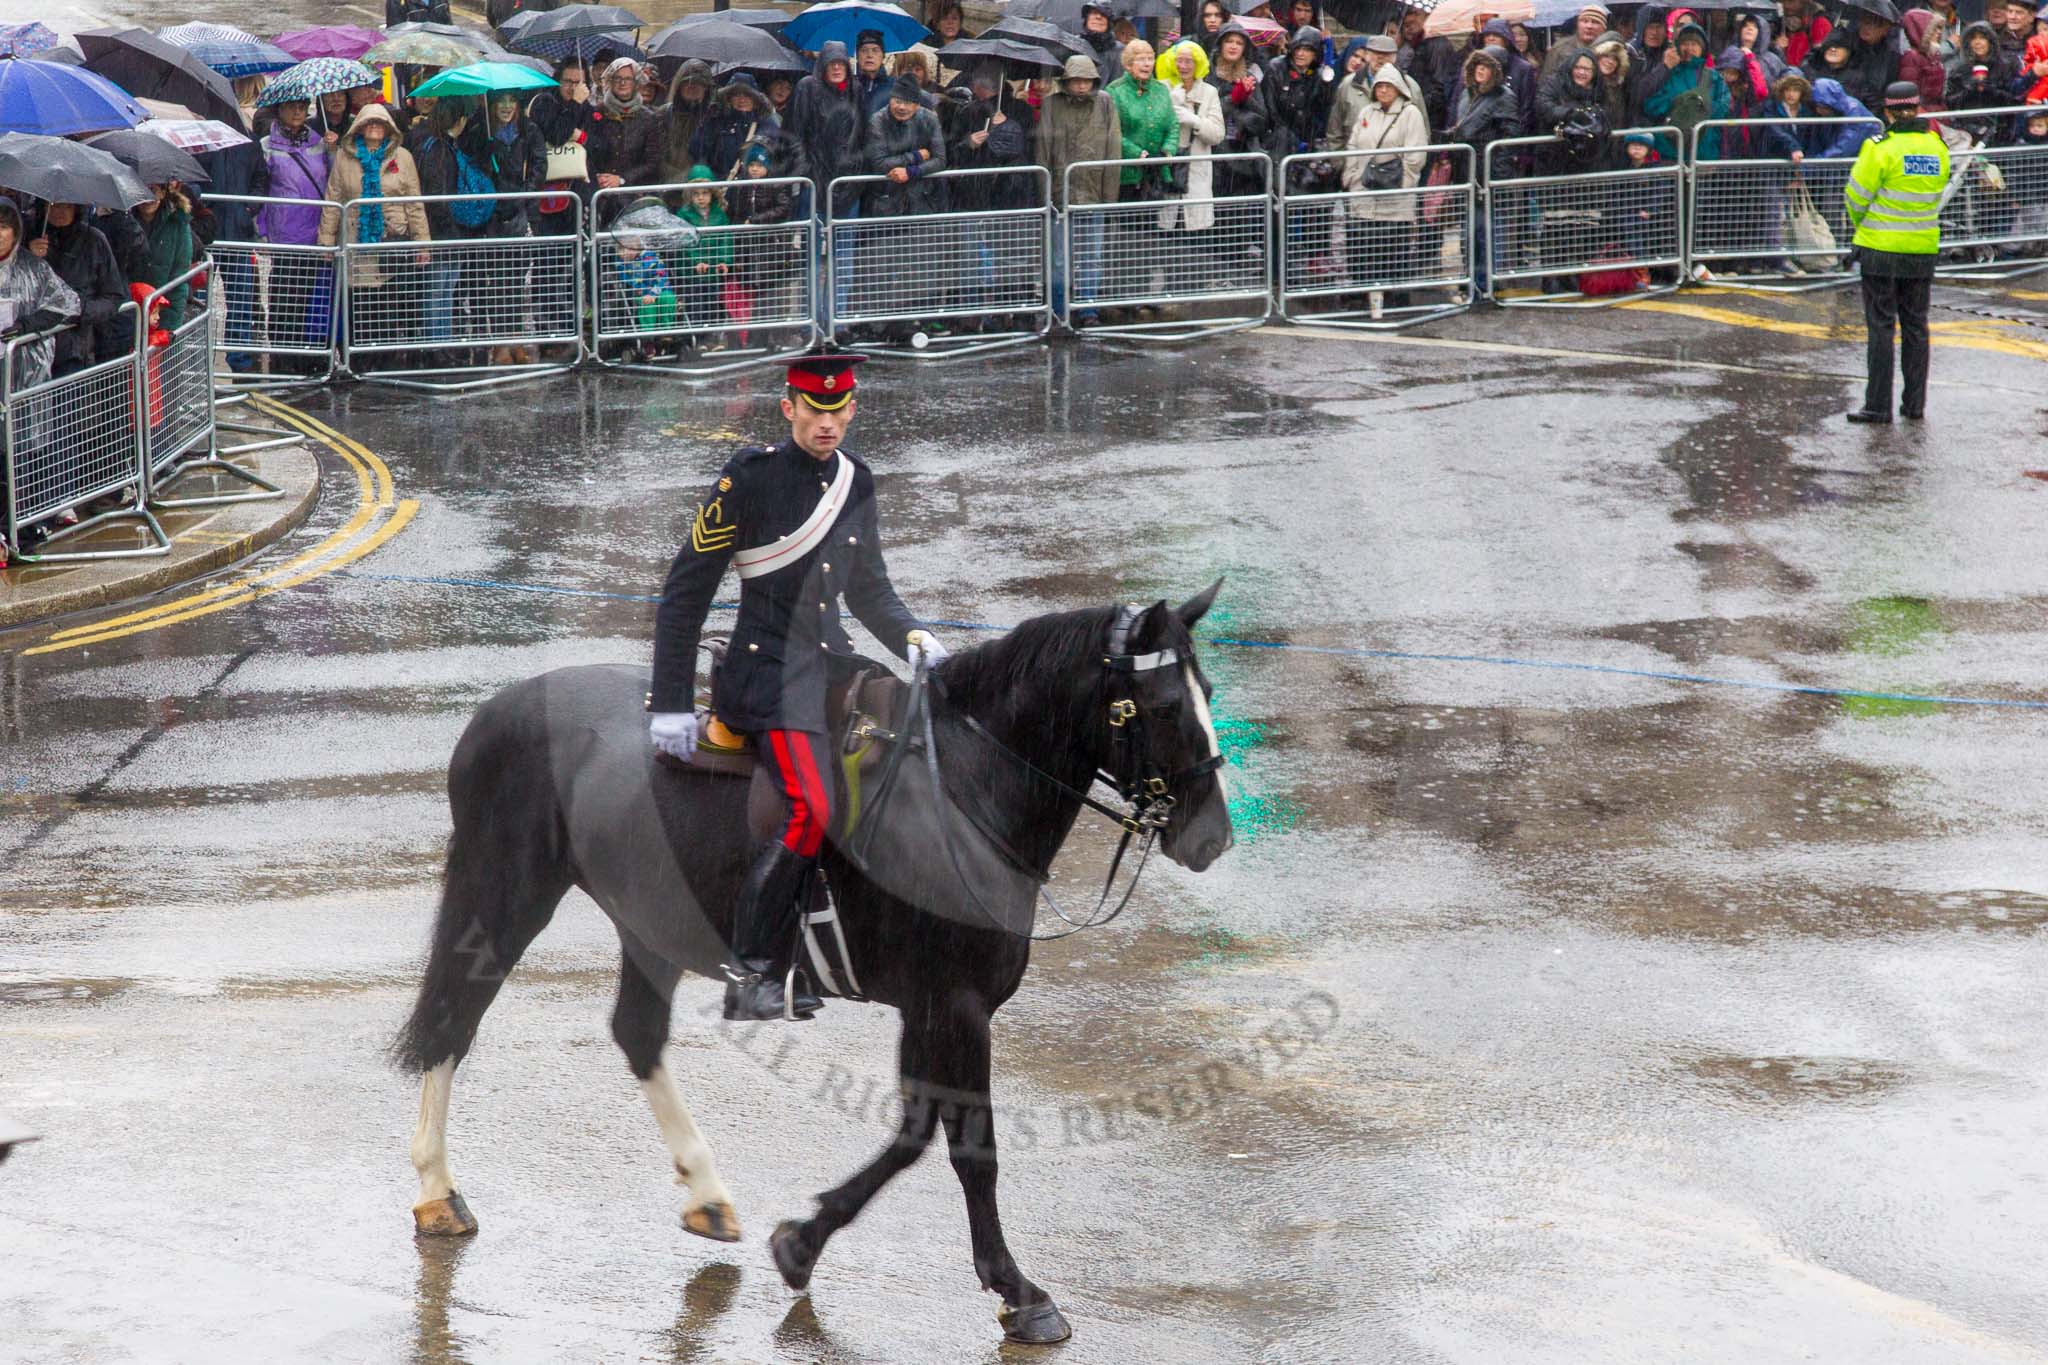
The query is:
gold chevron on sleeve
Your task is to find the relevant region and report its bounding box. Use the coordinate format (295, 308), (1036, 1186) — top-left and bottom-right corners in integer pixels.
(691, 497), (737, 554)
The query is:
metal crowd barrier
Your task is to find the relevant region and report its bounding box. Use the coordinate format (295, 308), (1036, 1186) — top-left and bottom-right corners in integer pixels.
(142, 261), (279, 510)
(1931, 105), (2048, 281)
(2, 304), (168, 564)
(1482, 127), (1685, 307)
(1063, 153), (1272, 341)
(204, 194), (343, 388)
(590, 178), (819, 376)
(338, 191), (584, 392)
(1688, 117), (1877, 292)
(1278, 145), (1474, 330)
(824, 166), (1053, 358)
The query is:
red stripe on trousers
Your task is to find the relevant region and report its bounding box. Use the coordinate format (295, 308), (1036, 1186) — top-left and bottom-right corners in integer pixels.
(766, 729), (830, 857)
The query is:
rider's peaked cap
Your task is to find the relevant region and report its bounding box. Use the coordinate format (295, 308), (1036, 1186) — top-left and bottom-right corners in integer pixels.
(787, 353), (866, 410)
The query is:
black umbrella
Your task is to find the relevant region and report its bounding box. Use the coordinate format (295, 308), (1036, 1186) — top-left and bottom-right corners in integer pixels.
(1113, 0), (1180, 16)
(938, 35), (1068, 72)
(980, 16), (1090, 59)
(77, 27), (248, 130)
(509, 4), (644, 61)
(664, 8), (792, 36)
(0, 131), (151, 209)
(996, 0), (1145, 33)
(646, 18), (801, 70)
(86, 127), (209, 185)
(382, 21), (504, 52)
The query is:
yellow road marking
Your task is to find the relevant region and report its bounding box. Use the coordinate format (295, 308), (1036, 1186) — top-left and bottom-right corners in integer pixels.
(1621, 297), (2048, 362)
(27, 399), (415, 657)
(44, 409), (378, 642)
(25, 502), (419, 656)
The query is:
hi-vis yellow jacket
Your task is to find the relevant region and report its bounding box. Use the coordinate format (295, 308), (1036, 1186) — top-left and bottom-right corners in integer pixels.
(1844, 125), (1950, 256)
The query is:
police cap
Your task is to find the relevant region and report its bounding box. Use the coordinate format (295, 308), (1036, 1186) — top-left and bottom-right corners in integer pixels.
(1883, 81), (1921, 108)
(787, 353), (866, 410)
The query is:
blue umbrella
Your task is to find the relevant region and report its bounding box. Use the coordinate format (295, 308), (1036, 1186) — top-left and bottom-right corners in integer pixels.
(0, 23), (60, 58)
(156, 23), (297, 79)
(782, 0), (931, 55)
(254, 57), (381, 108)
(0, 58), (147, 136)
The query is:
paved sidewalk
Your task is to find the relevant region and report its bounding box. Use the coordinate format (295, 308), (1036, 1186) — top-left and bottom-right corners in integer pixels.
(0, 442), (320, 633)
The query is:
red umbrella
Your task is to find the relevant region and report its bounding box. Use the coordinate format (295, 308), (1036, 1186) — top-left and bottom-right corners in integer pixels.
(271, 25), (384, 62)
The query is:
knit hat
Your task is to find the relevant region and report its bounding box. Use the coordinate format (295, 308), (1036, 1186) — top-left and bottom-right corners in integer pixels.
(686, 164), (715, 182)
(889, 73), (923, 101)
(741, 142), (772, 166)
(856, 28), (886, 52)
(1623, 131), (1656, 146)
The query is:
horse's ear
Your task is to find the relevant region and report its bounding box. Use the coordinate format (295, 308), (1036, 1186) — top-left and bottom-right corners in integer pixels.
(1131, 599), (1174, 647)
(1178, 577), (1224, 628)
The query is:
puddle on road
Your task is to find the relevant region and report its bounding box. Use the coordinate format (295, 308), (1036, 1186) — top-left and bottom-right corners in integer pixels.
(1679, 1052), (1911, 1108)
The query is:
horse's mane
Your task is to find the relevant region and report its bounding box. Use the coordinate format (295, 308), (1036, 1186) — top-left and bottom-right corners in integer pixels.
(931, 605), (1118, 724)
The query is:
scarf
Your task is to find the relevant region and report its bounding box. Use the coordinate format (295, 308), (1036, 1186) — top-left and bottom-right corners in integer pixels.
(601, 88), (644, 120)
(354, 133), (388, 245)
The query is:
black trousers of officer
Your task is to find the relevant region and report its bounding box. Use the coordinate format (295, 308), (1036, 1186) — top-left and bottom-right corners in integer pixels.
(1859, 257), (1932, 417)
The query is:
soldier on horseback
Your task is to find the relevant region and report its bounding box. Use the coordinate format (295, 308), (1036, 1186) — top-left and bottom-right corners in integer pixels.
(647, 353), (947, 1023)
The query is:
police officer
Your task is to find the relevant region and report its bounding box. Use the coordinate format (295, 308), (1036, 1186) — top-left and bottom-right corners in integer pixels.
(648, 353), (948, 1022)
(1843, 81), (1949, 425)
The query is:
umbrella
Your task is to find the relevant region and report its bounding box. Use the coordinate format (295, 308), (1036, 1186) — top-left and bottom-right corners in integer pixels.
(363, 33), (498, 69)
(664, 9), (792, 36)
(1222, 13), (1289, 40)
(136, 117), (252, 153)
(509, 5), (646, 62)
(937, 36), (1068, 72)
(0, 131), (150, 209)
(1424, 0), (1524, 32)
(980, 16), (1090, 59)
(77, 28), (247, 128)
(0, 22), (61, 58)
(994, 0), (1097, 34)
(410, 61), (557, 97)
(0, 57), (149, 137)
(272, 26), (385, 62)
(255, 57), (382, 108)
(782, 1), (931, 55)
(646, 19), (803, 70)
(383, 22), (504, 51)
(39, 44), (84, 66)
(612, 197), (698, 248)
(1112, 0), (1180, 16)
(87, 128), (210, 186)
(156, 22), (297, 78)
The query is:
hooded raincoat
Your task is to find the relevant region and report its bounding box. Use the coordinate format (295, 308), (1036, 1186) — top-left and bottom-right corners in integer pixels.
(1037, 55), (1123, 208)
(790, 42), (867, 211)
(1158, 42), (1225, 230)
(0, 202), (81, 395)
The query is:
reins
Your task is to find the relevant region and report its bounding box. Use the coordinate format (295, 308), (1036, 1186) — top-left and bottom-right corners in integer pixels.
(902, 604), (1222, 943)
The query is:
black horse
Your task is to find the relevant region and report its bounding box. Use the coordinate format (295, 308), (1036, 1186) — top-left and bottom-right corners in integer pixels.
(390, 584), (1234, 1344)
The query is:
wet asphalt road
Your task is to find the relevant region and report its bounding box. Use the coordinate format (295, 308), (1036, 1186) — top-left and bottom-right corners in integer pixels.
(6, 288), (2048, 1363)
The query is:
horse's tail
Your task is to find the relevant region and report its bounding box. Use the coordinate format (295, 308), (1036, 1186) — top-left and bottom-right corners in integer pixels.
(389, 679), (574, 1073)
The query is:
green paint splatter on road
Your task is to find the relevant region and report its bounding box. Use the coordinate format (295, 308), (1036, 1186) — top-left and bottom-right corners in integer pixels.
(1841, 596), (1942, 717)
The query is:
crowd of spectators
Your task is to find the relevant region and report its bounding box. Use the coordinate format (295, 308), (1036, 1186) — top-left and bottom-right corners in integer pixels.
(5, 0), (2048, 557)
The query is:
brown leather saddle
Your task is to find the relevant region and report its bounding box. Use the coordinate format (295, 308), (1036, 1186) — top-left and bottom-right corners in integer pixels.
(657, 637), (909, 844)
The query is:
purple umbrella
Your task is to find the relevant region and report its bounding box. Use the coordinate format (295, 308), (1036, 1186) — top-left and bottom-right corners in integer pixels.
(271, 25), (384, 62)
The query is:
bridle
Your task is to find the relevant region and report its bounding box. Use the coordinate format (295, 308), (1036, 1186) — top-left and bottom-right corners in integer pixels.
(906, 603), (1225, 942)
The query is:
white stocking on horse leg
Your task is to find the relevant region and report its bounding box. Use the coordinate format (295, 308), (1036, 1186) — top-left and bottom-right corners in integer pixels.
(643, 1063), (741, 1242)
(410, 1060), (477, 1235)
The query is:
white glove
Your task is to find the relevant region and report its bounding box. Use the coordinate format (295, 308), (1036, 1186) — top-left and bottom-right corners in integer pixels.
(906, 629), (949, 669)
(1176, 106), (1199, 127)
(649, 711), (698, 761)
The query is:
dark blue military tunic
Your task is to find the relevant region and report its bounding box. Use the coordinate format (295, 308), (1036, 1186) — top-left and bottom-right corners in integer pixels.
(651, 439), (919, 733)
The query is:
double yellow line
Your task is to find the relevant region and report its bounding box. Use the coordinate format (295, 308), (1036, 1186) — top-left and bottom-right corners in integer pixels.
(24, 396), (419, 657)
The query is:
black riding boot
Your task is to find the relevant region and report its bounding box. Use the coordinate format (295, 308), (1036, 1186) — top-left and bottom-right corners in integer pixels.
(723, 843), (824, 1022)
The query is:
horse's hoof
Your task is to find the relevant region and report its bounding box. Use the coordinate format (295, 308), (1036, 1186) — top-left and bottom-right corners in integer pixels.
(998, 1298), (1073, 1345)
(683, 1200), (742, 1243)
(412, 1192), (478, 1237)
(770, 1219), (815, 1292)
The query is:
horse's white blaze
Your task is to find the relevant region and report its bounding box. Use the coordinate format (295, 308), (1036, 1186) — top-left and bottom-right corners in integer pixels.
(642, 1063), (732, 1209)
(1184, 663), (1228, 803)
(410, 1059), (456, 1204)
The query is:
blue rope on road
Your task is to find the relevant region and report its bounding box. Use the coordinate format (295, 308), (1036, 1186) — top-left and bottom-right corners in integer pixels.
(335, 572), (2048, 712)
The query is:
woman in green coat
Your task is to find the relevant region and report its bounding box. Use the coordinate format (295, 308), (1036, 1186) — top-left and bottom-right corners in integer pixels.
(132, 184), (196, 331)
(1104, 40), (1180, 312)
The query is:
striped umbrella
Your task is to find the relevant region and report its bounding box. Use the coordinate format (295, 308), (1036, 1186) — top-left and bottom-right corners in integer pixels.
(254, 57), (380, 108)
(0, 22), (60, 58)
(134, 116), (252, 153)
(157, 23), (297, 78)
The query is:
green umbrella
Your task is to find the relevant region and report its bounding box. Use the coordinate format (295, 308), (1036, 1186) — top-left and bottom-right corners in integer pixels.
(410, 60), (553, 98)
